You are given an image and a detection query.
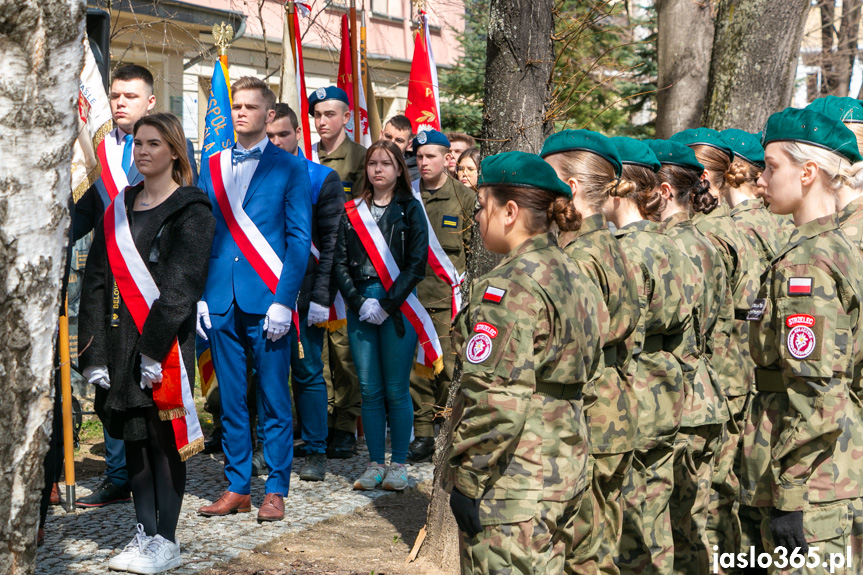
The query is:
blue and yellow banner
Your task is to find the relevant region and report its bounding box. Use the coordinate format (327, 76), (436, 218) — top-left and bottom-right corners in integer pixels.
(202, 60), (234, 159)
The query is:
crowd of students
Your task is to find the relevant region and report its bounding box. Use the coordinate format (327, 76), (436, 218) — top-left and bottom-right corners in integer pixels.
(40, 61), (863, 575)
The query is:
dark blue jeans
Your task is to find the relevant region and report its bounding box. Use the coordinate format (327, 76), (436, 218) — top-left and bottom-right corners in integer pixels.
(104, 427), (129, 489)
(347, 280), (416, 464)
(255, 308), (328, 454)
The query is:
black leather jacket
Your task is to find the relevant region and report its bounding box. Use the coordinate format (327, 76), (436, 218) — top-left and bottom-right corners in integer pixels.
(333, 191), (428, 336)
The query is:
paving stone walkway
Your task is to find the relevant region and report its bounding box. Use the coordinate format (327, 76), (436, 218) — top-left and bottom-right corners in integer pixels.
(36, 444), (434, 574)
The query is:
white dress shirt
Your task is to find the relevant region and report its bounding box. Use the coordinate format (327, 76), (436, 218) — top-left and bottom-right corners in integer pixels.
(233, 137), (268, 204)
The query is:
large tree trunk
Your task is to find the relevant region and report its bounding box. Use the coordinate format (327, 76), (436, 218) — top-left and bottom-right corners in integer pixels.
(702, 0), (810, 132)
(0, 1), (83, 573)
(416, 0), (556, 570)
(479, 0), (556, 155)
(833, 0), (861, 98)
(654, 0), (715, 138)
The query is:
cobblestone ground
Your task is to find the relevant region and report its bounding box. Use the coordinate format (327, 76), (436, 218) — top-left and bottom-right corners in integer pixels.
(36, 442), (434, 574)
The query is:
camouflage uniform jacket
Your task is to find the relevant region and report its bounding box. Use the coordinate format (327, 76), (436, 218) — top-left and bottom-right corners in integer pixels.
(315, 136), (367, 201)
(730, 199), (786, 270)
(448, 232), (609, 524)
(743, 215), (863, 511)
(694, 203), (756, 398)
(415, 176), (475, 310)
(662, 211), (730, 427)
(615, 220), (694, 450)
(838, 196), (863, 252)
(560, 213), (640, 455)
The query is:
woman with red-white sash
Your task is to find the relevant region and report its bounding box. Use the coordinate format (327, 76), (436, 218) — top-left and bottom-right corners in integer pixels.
(79, 112), (214, 574)
(333, 140), (429, 492)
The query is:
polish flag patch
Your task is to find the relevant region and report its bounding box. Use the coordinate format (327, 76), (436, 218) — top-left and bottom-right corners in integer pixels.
(483, 286), (506, 304)
(788, 277), (812, 296)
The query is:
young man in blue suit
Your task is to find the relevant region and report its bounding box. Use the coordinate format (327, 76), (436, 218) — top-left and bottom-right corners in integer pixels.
(196, 77), (312, 522)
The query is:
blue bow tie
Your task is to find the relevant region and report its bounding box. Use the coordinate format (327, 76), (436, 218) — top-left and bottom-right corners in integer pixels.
(232, 147), (262, 165)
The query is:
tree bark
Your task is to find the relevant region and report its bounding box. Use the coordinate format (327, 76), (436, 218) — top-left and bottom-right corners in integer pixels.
(819, 0), (839, 96)
(834, 0), (862, 98)
(654, 0), (715, 138)
(702, 0), (810, 132)
(0, 1), (83, 573)
(417, 0), (556, 570)
(479, 0), (556, 155)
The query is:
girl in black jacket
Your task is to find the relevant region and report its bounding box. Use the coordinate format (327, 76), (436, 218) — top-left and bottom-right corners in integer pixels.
(333, 139), (428, 492)
(79, 113), (214, 574)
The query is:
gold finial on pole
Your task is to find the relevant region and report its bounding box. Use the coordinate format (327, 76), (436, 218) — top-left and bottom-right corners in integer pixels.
(213, 22), (235, 57)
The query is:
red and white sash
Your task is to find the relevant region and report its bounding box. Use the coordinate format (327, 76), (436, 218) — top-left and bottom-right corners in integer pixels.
(96, 129), (131, 201)
(103, 189), (203, 461)
(411, 180), (466, 319)
(345, 198), (444, 377)
(208, 150), (303, 345)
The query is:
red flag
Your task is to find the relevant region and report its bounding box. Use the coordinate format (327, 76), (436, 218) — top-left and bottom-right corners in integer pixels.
(405, 11), (441, 133)
(337, 14), (370, 145)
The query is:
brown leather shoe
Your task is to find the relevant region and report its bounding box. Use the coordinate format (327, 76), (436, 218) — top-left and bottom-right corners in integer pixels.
(197, 491), (251, 516)
(257, 493), (285, 522)
(49, 483), (61, 506)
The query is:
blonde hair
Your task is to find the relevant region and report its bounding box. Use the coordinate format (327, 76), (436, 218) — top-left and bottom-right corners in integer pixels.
(231, 76), (276, 110)
(781, 141), (863, 193)
(726, 159), (763, 189)
(844, 123), (863, 159)
(545, 151), (619, 211)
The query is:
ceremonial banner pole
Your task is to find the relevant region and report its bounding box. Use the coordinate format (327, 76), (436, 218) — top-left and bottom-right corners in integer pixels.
(349, 0), (361, 143)
(59, 298), (76, 512)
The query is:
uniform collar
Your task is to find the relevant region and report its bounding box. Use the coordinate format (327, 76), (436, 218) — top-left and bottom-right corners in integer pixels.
(837, 196), (863, 227)
(317, 134), (359, 160)
(500, 232), (555, 267)
(729, 197), (764, 217)
(661, 210), (693, 232)
(776, 214), (837, 261)
(614, 219), (657, 237)
(693, 201), (730, 222)
(420, 175), (454, 200)
(573, 212), (607, 238)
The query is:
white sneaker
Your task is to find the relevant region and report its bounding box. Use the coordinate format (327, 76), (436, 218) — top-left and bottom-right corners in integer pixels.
(107, 523), (151, 571)
(125, 534), (181, 574)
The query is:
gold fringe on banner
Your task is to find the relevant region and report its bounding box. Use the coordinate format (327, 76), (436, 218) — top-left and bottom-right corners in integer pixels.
(317, 318), (347, 332)
(178, 436), (205, 462)
(159, 407), (188, 422)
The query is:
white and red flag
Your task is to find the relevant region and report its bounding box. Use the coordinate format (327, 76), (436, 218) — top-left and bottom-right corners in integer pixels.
(405, 10), (441, 134)
(73, 35), (113, 202)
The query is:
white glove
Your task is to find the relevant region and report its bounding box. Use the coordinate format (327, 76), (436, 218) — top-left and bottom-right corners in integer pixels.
(263, 302), (293, 342)
(196, 301), (211, 340)
(84, 365), (110, 390)
(140, 355), (163, 389)
(360, 298), (389, 325)
(307, 301), (330, 326)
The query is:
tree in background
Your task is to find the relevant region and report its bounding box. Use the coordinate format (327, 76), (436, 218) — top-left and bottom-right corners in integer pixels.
(440, 0), (488, 135)
(817, 0), (863, 98)
(0, 0), (83, 573)
(703, 0), (811, 132)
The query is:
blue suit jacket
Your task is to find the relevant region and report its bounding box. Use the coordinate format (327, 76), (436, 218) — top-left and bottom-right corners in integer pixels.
(200, 141), (312, 315)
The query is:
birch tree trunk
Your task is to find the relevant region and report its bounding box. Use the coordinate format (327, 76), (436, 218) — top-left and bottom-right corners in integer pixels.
(702, 0), (810, 132)
(654, 0), (714, 138)
(417, 0), (556, 570)
(0, 1), (83, 573)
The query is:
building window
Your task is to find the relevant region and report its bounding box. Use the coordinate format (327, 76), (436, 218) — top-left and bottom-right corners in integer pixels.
(371, 0), (388, 15)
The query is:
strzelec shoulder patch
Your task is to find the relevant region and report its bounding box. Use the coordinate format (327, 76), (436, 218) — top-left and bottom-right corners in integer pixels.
(786, 314), (817, 359)
(474, 322), (498, 338)
(466, 333), (493, 364)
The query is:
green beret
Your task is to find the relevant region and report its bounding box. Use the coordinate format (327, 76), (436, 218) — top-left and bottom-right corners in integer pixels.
(720, 128), (765, 168)
(478, 151), (572, 198)
(413, 129), (450, 150)
(307, 86), (350, 115)
(670, 127), (734, 162)
(762, 107), (863, 164)
(646, 139), (705, 172)
(609, 137), (661, 172)
(805, 96), (863, 124)
(539, 129), (622, 177)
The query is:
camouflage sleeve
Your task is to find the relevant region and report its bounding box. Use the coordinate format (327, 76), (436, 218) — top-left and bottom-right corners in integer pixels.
(767, 263), (855, 511)
(570, 249), (608, 303)
(448, 277), (547, 499)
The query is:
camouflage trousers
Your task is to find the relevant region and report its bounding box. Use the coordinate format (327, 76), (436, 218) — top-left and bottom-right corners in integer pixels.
(408, 307), (454, 437)
(459, 495), (583, 575)
(324, 324), (361, 434)
(759, 498), (863, 575)
(616, 450), (647, 574)
(739, 503), (767, 568)
(620, 445), (674, 574)
(671, 424), (723, 575)
(568, 452), (634, 574)
(706, 394), (748, 574)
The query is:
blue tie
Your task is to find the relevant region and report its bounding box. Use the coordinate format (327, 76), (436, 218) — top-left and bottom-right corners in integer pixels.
(121, 134), (134, 175)
(232, 147), (263, 166)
